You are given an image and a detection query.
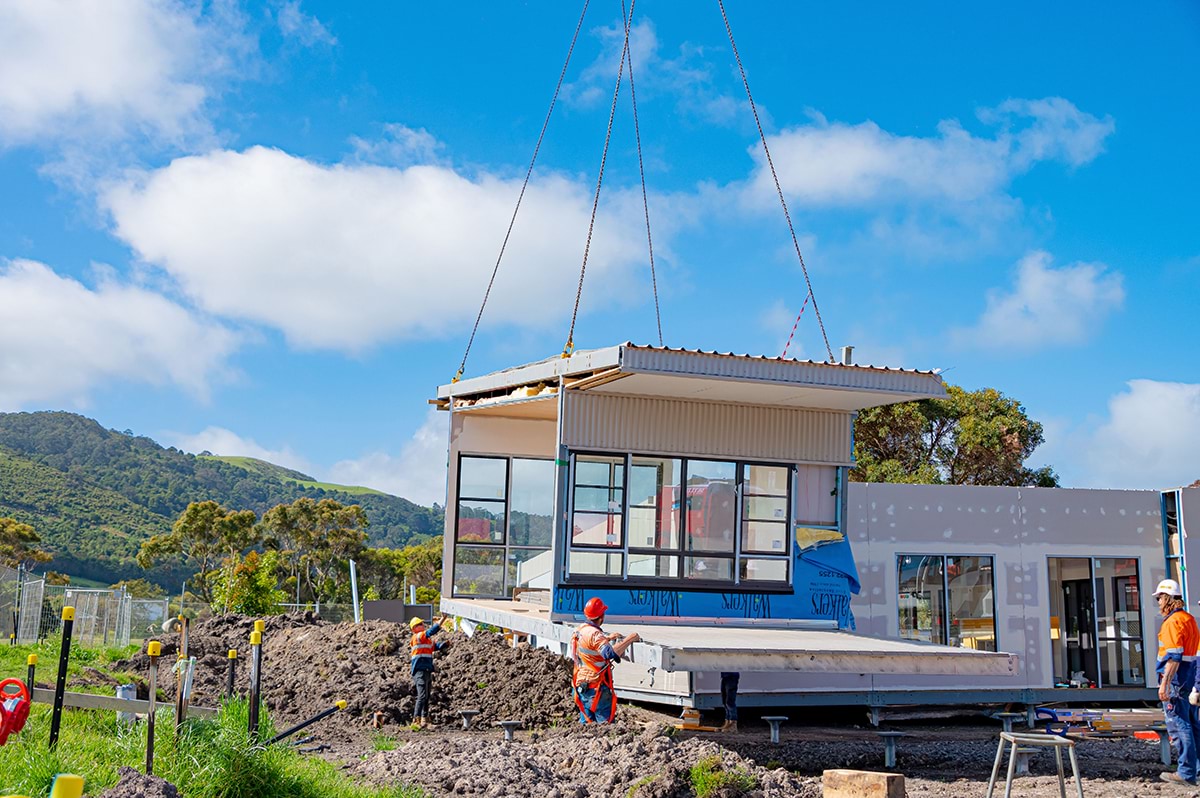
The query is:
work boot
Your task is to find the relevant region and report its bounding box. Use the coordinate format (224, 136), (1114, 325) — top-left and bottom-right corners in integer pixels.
(721, 720), (737, 733)
(416, 717), (426, 730)
(1160, 772), (1198, 786)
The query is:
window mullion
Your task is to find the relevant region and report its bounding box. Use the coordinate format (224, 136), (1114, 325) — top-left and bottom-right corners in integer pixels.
(734, 462), (743, 586)
(942, 555), (951, 646)
(621, 452), (631, 579)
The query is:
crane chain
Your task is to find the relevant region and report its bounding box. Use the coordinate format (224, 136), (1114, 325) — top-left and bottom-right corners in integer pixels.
(717, 0), (835, 363)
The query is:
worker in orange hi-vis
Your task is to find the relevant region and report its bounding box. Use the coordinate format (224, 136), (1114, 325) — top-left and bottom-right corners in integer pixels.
(409, 615), (449, 729)
(1154, 579), (1200, 787)
(571, 597), (640, 723)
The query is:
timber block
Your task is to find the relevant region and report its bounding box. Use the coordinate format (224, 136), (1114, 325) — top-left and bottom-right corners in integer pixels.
(822, 769), (906, 798)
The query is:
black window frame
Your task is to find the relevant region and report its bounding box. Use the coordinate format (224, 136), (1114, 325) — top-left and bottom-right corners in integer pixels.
(896, 553), (998, 650)
(452, 453), (554, 599)
(564, 450), (797, 592)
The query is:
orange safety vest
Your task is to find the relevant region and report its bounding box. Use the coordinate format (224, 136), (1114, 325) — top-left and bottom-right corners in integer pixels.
(571, 621), (617, 721)
(571, 622), (612, 688)
(411, 631), (435, 663)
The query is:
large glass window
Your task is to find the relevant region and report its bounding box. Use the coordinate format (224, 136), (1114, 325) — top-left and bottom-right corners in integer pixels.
(456, 457), (507, 543)
(898, 555), (946, 643)
(566, 452), (802, 588)
(452, 455), (553, 598)
(571, 455), (624, 548)
(742, 464), (789, 555)
(1049, 556), (1144, 688)
(898, 554), (995, 650)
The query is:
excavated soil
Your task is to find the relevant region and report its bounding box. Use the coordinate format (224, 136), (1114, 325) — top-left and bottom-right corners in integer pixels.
(117, 613), (575, 750)
(107, 614), (1191, 797)
(96, 767), (180, 798)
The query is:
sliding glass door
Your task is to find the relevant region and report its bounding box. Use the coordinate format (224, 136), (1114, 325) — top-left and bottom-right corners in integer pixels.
(1048, 557), (1144, 688)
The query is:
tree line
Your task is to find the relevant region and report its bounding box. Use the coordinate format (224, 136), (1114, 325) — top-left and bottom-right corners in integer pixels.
(133, 497), (442, 615)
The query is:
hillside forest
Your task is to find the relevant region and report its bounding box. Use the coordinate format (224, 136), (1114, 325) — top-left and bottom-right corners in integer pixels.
(0, 411), (442, 588)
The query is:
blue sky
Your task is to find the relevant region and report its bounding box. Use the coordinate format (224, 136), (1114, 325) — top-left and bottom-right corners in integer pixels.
(1, 1), (1197, 505)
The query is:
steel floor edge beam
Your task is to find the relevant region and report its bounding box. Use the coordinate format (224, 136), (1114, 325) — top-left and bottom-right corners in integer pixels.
(658, 650), (1018, 676)
(686, 687), (1158, 709)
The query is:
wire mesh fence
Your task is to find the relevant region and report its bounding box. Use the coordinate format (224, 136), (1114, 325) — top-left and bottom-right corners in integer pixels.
(5, 567), (361, 647)
(8, 574), (169, 647)
(274, 602), (356, 622)
(0, 564), (19, 642)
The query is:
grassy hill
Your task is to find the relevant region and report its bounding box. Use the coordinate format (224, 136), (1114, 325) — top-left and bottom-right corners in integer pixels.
(202, 456), (388, 496)
(0, 411), (443, 586)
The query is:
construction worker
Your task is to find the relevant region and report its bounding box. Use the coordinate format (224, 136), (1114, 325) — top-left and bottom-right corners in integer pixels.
(1154, 579), (1200, 786)
(720, 672), (740, 732)
(409, 615), (448, 729)
(571, 597), (640, 724)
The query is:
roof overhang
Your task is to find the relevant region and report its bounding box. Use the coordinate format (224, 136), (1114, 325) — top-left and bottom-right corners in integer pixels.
(436, 343), (946, 413)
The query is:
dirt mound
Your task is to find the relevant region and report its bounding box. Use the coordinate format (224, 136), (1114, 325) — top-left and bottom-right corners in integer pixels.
(95, 767), (180, 798)
(119, 614), (576, 734)
(355, 721), (820, 798)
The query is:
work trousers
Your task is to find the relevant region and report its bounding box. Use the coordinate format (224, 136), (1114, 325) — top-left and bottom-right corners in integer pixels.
(1164, 692), (1200, 784)
(412, 669), (432, 720)
(720, 672), (740, 722)
(574, 681), (616, 724)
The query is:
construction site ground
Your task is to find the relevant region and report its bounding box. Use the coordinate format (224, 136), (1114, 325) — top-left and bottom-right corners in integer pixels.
(98, 613), (1194, 797)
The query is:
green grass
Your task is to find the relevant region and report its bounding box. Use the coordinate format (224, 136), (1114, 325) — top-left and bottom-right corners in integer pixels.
(688, 755), (758, 798)
(0, 700), (427, 798)
(0, 639), (140, 694)
(202, 456), (388, 496)
(370, 733), (396, 752)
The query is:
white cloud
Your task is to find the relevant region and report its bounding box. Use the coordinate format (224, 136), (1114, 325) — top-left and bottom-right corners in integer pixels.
(103, 145), (655, 351)
(1071, 381), (1200, 489)
(564, 18), (744, 125)
(0, 258), (239, 409)
(327, 410), (449, 506)
(0, 0), (250, 149)
(953, 251), (1124, 350)
(747, 98), (1114, 209)
(167, 426), (314, 475)
(275, 1), (335, 47)
(349, 124), (444, 168)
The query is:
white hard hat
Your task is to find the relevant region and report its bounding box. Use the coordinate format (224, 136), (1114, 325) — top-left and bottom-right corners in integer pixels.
(1155, 579), (1183, 597)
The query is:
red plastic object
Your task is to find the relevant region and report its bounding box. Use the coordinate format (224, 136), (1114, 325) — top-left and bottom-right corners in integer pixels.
(0, 677), (31, 745)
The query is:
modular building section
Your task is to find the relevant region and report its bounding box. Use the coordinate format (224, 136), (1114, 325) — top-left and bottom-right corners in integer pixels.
(434, 343), (1018, 705)
(435, 344), (950, 629)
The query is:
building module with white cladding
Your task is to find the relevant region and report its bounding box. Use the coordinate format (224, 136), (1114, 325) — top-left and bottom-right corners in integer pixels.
(433, 342), (1194, 709)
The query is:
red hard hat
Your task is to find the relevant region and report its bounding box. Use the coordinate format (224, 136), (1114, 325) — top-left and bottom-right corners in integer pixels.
(584, 597), (608, 620)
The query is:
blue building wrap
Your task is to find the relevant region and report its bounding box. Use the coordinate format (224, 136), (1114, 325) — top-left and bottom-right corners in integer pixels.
(552, 535), (861, 629)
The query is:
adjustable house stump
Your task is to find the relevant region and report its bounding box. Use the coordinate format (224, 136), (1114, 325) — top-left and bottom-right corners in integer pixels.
(458, 709), (481, 730)
(495, 720), (521, 742)
(1148, 722), (1171, 766)
(762, 716), (788, 744)
(996, 712), (1025, 734)
(877, 731), (906, 769)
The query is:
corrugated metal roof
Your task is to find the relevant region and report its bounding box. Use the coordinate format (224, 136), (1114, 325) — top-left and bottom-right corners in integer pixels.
(438, 342), (945, 403)
(622, 342), (940, 376)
